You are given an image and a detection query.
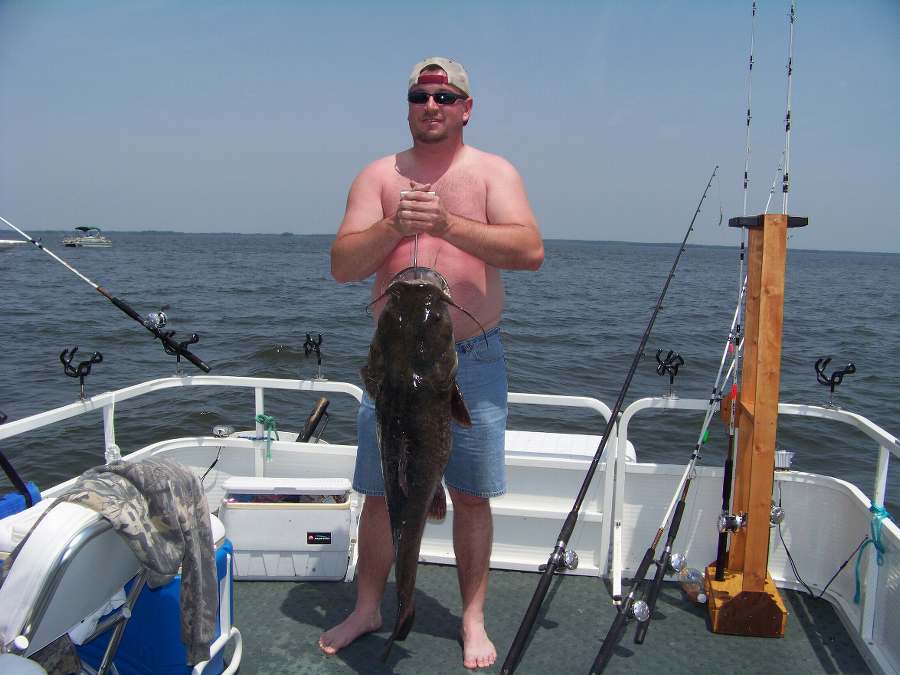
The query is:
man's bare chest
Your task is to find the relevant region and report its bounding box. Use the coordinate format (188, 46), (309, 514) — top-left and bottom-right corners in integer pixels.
(382, 169), (488, 222)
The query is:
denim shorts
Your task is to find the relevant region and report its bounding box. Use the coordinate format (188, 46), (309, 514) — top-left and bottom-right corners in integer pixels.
(353, 327), (508, 499)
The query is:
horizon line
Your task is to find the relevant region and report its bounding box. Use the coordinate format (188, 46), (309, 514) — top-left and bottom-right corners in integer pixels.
(9, 229), (898, 256)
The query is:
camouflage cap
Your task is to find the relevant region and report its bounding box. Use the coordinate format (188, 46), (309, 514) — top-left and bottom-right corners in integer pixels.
(408, 57), (471, 97)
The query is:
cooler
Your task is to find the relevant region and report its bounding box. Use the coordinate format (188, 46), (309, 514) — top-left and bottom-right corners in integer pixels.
(77, 523), (235, 675)
(219, 476), (352, 580)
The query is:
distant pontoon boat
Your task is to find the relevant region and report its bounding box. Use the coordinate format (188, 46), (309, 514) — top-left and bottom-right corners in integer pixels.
(62, 226), (112, 248)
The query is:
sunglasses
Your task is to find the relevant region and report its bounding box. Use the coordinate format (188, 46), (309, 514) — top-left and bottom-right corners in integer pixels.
(407, 90), (466, 105)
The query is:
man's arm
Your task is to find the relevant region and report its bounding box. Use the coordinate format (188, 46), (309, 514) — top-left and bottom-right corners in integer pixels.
(331, 165), (405, 283)
(400, 157), (544, 271)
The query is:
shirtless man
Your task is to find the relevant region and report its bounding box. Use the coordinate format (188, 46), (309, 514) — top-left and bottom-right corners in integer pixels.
(320, 57), (543, 670)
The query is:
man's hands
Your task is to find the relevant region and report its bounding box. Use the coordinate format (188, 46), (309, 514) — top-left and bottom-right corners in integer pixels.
(393, 182), (453, 238)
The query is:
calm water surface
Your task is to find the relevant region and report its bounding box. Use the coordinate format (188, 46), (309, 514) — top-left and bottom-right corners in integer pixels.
(1, 232), (897, 513)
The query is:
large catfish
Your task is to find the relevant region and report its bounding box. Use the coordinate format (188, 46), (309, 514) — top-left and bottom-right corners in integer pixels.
(362, 266), (477, 660)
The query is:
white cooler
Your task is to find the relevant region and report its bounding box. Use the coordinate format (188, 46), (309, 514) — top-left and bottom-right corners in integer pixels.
(219, 477), (352, 581)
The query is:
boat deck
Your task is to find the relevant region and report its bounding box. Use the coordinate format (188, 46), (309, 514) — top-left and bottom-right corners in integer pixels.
(231, 563), (871, 674)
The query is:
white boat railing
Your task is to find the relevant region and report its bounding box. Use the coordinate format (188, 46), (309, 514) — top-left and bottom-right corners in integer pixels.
(2, 379), (897, 672)
(0, 376), (366, 460)
(1, 378), (619, 579)
(615, 396), (899, 675)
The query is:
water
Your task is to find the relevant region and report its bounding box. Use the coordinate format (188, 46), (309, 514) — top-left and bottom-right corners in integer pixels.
(1, 232), (897, 514)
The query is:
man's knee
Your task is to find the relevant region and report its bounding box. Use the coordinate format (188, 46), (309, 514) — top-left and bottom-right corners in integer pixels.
(360, 495), (388, 524)
(448, 487), (490, 512)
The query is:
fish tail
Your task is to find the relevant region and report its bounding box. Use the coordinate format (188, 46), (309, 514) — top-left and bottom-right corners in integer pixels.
(381, 637), (395, 662)
(381, 605), (416, 662)
(427, 485), (447, 521)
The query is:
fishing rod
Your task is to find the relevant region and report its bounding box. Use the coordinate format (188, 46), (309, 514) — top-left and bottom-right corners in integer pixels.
(781, 1), (796, 214)
(714, 277), (747, 581)
(713, 0), (759, 585)
(590, 279), (745, 670)
(741, 1), (757, 217)
(630, 280), (746, 648)
(500, 165), (719, 675)
(0, 216), (211, 373)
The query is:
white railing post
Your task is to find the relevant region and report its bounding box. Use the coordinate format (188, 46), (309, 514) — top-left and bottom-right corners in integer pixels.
(254, 387), (265, 476)
(860, 444), (891, 643)
(102, 398), (121, 463)
(873, 445), (890, 511)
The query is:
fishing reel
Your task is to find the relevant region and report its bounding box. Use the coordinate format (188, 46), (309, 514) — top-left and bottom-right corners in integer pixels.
(815, 357), (855, 408)
(668, 552), (688, 575)
(60, 346), (103, 400)
(718, 511), (747, 533)
(538, 546), (579, 573)
(770, 503), (786, 526)
(656, 349), (684, 398)
(145, 305), (170, 329)
(631, 599), (651, 623)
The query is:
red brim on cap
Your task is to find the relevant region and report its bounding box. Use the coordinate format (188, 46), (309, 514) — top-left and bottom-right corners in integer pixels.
(415, 73), (448, 86)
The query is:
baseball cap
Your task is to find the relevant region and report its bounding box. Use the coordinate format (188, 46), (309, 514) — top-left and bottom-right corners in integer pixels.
(408, 57), (471, 97)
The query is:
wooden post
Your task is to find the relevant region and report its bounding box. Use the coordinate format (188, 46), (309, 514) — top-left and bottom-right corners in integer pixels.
(706, 213), (807, 637)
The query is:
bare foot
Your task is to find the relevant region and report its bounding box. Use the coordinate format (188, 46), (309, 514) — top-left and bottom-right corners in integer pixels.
(461, 621), (496, 670)
(318, 609), (382, 655)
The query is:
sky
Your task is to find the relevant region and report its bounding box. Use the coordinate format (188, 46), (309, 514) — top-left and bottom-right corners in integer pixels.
(0, 1), (897, 253)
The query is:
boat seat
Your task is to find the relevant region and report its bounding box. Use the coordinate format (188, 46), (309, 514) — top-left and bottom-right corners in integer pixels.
(0, 500), (225, 660)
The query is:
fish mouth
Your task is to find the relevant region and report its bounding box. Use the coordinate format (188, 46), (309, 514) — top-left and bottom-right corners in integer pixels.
(369, 266), (487, 343)
(390, 266), (451, 294)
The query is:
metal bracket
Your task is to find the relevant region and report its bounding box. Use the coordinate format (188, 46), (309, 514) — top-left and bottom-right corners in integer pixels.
(656, 349), (685, 398)
(304, 333), (325, 379)
(815, 357), (855, 408)
(60, 347), (103, 400)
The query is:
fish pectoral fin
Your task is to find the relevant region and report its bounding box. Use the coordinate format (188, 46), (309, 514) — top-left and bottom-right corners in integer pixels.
(451, 382), (472, 428)
(360, 366), (380, 400)
(427, 485), (447, 522)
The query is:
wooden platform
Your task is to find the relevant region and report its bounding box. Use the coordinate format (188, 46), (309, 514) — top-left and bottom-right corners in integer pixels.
(706, 563), (788, 638)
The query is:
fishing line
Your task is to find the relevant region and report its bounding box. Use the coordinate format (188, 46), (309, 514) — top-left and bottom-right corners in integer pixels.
(0, 216), (211, 373)
(763, 152), (785, 215)
(500, 166), (719, 675)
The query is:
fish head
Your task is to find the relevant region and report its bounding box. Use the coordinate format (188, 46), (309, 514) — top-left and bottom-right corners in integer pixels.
(384, 267), (455, 349)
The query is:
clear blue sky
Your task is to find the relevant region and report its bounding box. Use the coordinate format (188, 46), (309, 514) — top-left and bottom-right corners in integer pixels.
(1, 1), (897, 252)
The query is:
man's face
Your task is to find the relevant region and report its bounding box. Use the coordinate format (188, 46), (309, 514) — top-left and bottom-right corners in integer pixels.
(407, 75), (472, 144)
